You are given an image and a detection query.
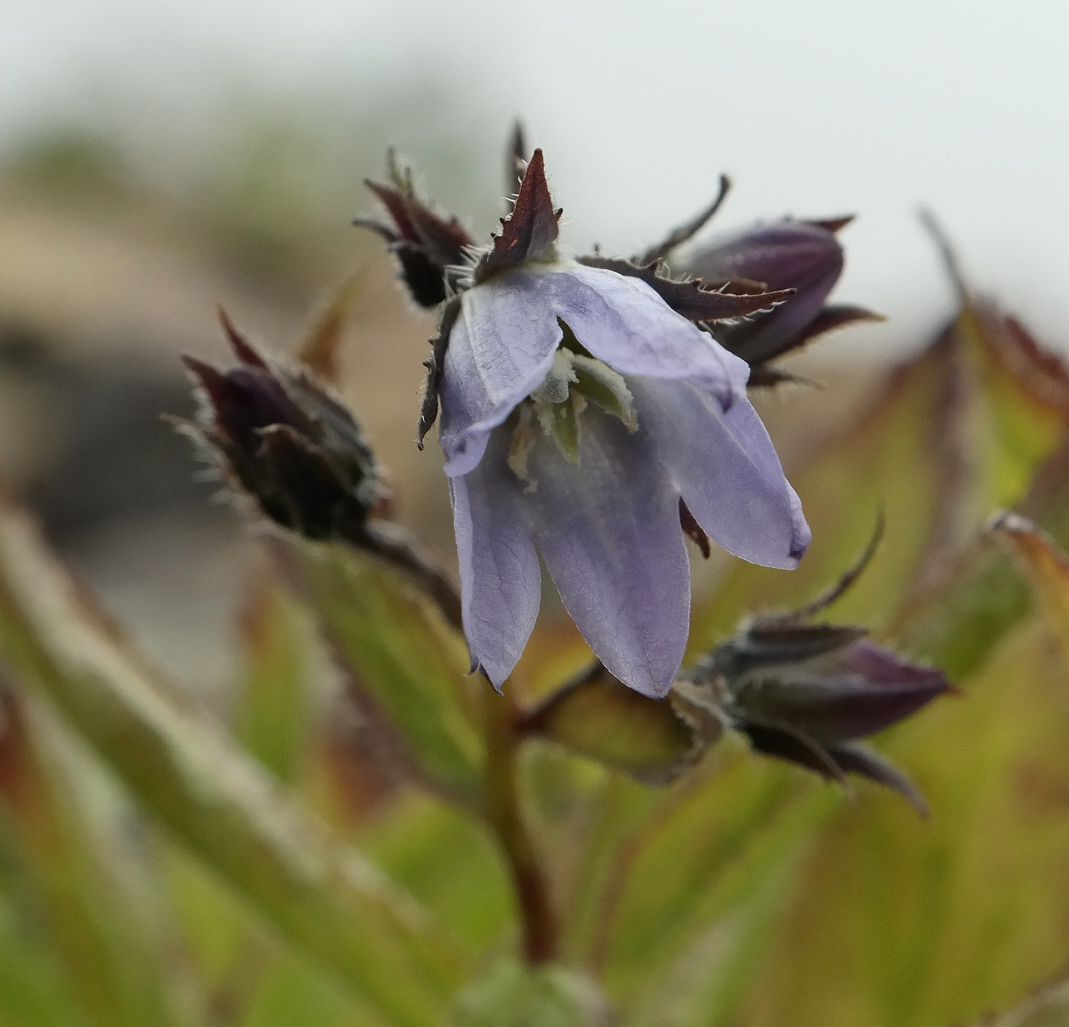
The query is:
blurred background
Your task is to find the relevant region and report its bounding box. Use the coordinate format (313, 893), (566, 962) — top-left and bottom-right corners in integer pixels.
(2, 0), (1066, 700)
(2, 5), (1069, 1026)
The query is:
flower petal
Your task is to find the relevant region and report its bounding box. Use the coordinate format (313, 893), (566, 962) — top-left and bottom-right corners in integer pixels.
(634, 379), (809, 568)
(439, 272), (563, 476)
(450, 444), (541, 690)
(523, 411), (691, 698)
(546, 264), (750, 407)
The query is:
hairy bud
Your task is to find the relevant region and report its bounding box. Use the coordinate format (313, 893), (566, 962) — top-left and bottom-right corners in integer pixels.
(181, 311), (387, 545)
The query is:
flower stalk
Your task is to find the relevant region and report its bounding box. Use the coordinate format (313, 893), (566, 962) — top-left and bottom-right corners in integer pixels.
(481, 687), (559, 966)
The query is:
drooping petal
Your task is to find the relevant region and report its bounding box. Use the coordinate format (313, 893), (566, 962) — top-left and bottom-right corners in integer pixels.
(633, 379), (808, 568)
(522, 410), (691, 698)
(546, 264), (750, 407)
(439, 272), (563, 476)
(450, 442), (541, 690)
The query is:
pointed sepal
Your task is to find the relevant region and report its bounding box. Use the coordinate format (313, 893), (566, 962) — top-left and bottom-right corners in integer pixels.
(355, 151), (474, 307)
(474, 148), (561, 282)
(580, 256), (794, 323)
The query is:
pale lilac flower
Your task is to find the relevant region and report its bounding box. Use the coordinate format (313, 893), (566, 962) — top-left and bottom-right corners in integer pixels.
(422, 150), (810, 697)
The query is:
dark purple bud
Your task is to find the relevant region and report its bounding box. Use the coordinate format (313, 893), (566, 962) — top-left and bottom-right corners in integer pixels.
(180, 311), (387, 544)
(711, 623), (949, 813)
(691, 529), (952, 812)
(354, 151), (474, 308)
(725, 628), (951, 743)
(682, 219), (878, 367)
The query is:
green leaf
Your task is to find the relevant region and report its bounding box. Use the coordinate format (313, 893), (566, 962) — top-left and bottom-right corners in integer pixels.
(730, 614), (1069, 1027)
(448, 958), (613, 1027)
(990, 511), (1069, 657)
(356, 792), (512, 953)
(285, 540), (484, 806)
(0, 501), (471, 1027)
(233, 576), (318, 783)
(296, 271), (366, 383)
(591, 756), (834, 1016)
(0, 693), (179, 1027)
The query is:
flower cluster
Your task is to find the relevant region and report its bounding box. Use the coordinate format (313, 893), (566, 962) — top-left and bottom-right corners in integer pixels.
(359, 142), (877, 697)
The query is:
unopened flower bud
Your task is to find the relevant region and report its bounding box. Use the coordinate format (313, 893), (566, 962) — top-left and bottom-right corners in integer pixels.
(181, 311), (386, 544)
(689, 522), (952, 814)
(354, 150), (474, 308)
(683, 218), (877, 370)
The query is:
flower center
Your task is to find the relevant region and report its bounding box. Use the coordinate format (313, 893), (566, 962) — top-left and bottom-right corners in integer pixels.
(506, 324), (638, 488)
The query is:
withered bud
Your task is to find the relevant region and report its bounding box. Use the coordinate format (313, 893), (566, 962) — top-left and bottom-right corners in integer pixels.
(181, 311), (387, 545)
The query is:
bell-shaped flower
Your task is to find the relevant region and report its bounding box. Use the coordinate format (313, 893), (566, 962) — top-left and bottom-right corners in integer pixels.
(417, 150), (809, 698)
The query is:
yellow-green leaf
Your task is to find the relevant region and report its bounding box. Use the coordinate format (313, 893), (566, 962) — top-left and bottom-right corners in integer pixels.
(0, 501), (471, 1027)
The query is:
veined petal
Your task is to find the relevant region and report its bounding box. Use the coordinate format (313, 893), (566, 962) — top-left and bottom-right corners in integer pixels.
(439, 272), (563, 476)
(546, 264), (750, 406)
(523, 410), (691, 698)
(450, 441), (541, 689)
(634, 379), (809, 568)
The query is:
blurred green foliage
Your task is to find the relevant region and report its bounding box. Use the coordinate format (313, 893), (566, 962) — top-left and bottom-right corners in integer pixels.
(2, 225), (1069, 1027)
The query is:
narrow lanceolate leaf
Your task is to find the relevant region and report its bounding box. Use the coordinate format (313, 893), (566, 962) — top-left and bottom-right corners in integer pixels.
(475, 148), (560, 281)
(990, 511), (1069, 658)
(0, 500), (470, 1027)
(0, 689), (181, 1027)
(297, 272), (366, 383)
(280, 538), (484, 807)
(448, 958), (613, 1027)
(520, 664), (713, 784)
(233, 576), (316, 784)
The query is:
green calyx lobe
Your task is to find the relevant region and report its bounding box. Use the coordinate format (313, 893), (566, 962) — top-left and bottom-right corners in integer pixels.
(509, 333), (638, 481)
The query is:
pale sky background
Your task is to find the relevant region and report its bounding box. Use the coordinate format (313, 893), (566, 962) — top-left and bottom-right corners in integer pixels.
(3, 0), (1067, 352)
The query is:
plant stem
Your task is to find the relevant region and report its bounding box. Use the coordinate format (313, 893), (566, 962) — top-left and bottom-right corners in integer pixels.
(352, 519), (559, 961)
(481, 688), (559, 965)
